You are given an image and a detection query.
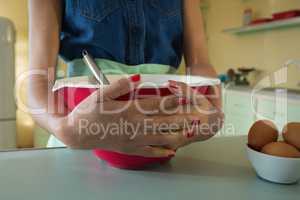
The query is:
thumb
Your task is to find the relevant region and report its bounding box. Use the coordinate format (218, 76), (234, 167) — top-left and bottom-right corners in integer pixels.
(136, 146), (176, 158)
(99, 74), (141, 101)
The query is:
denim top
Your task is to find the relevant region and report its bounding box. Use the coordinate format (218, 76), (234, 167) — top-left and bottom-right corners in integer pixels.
(59, 0), (184, 75)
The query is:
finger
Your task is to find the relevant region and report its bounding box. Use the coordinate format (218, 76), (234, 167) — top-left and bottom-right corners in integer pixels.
(133, 146), (176, 158)
(132, 130), (189, 150)
(169, 80), (222, 111)
(140, 114), (200, 132)
(206, 85), (223, 111)
(169, 81), (218, 113)
(104, 75), (140, 100)
(185, 111), (223, 141)
(133, 95), (179, 115)
(145, 131), (190, 150)
(152, 128), (215, 149)
(91, 75), (140, 103)
(144, 114), (221, 148)
(169, 81), (203, 103)
(168, 80), (188, 97)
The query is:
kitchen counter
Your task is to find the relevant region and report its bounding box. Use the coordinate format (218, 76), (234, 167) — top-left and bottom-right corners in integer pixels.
(0, 136), (299, 200)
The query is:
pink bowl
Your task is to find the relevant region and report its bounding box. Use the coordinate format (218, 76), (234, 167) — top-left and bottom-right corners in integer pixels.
(54, 75), (218, 169)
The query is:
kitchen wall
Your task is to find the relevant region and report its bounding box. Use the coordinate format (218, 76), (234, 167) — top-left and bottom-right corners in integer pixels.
(0, 0), (34, 148)
(205, 0), (300, 90)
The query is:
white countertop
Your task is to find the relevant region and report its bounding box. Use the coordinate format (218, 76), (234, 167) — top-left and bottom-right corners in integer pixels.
(0, 136), (299, 200)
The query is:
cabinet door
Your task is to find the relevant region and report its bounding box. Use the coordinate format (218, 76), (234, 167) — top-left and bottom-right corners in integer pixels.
(256, 96), (287, 130)
(288, 101), (300, 122)
(224, 114), (254, 136)
(0, 120), (16, 149)
(0, 18), (16, 119)
(223, 91), (255, 136)
(256, 97), (275, 120)
(256, 96), (300, 130)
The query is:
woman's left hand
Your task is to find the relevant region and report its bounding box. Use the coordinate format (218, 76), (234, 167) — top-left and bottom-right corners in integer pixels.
(166, 80), (224, 148)
(188, 65), (223, 111)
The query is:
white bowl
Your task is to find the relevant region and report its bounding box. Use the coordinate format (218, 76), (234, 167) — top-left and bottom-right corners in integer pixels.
(247, 145), (300, 184)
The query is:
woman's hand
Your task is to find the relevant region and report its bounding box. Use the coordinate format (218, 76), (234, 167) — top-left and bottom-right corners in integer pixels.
(188, 65), (222, 111)
(183, 0), (223, 110)
(167, 80), (224, 148)
(56, 75), (203, 157)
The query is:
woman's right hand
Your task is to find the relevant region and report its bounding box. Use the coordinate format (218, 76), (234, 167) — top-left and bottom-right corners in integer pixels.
(55, 75), (196, 158)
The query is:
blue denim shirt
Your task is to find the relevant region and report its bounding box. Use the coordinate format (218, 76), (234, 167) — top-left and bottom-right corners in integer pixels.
(60, 0), (183, 69)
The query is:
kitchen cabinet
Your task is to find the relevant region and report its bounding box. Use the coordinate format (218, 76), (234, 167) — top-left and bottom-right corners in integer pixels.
(222, 87), (300, 136)
(0, 121), (16, 149)
(287, 100), (300, 122)
(0, 18), (15, 119)
(255, 97), (275, 120)
(0, 17), (16, 149)
(255, 94), (300, 130)
(223, 90), (256, 136)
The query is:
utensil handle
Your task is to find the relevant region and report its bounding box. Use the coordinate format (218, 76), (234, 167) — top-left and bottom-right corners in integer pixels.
(82, 50), (110, 85)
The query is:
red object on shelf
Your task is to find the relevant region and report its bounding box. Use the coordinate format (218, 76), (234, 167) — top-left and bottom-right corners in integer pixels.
(250, 18), (273, 25)
(272, 10), (300, 20)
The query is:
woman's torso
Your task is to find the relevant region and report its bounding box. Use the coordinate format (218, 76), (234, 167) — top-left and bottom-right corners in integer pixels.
(49, 0), (184, 147)
(60, 0), (184, 68)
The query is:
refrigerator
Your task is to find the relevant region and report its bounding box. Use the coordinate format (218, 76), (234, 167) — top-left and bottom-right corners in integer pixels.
(0, 17), (16, 149)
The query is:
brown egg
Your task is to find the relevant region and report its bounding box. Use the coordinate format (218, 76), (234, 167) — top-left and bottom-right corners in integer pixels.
(283, 122), (300, 150)
(248, 120), (279, 151)
(261, 142), (300, 158)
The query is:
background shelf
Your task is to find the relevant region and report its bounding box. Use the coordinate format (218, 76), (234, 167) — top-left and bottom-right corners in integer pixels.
(223, 17), (300, 34)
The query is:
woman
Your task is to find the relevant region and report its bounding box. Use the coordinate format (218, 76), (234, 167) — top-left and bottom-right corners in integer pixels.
(28, 0), (223, 157)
